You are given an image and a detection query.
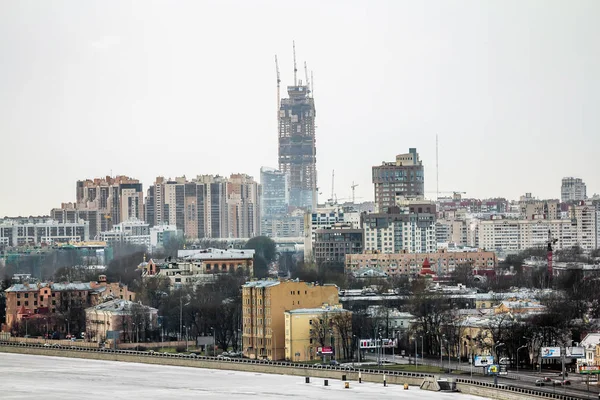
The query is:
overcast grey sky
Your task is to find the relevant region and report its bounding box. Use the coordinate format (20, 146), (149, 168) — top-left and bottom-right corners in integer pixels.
(1, 0), (598, 216)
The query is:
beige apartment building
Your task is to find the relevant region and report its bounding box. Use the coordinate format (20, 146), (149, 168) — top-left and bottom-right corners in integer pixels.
(345, 249), (497, 277)
(242, 280), (339, 360)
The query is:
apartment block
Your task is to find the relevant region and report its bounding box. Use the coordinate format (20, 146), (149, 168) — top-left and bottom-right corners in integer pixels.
(0, 218), (89, 247)
(372, 148), (424, 213)
(478, 218), (577, 254)
(303, 204), (361, 261)
(561, 177), (587, 203)
(99, 219), (151, 251)
(571, 202), (597, 251)
(313, 225), (363, 266)
(242, 280), (338, 361)
(345, 249), (497, 277)
(363, 202), (436, 254)
(76, 176), (144, 228)
(3, 275), (134, 332)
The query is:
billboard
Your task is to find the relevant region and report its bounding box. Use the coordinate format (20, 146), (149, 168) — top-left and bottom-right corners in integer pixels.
(579, 366), (600, 374)
(487, 364), (500, 374)
(359, 338), (397, 349)
(318, 346), (333, 355)
(541, 347), (561, 358)
(566, 347), (585, 358)
(474, 355), (494, 367)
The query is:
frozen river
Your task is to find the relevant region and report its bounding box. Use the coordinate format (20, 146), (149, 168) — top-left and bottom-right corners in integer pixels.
(0, 353), (489, 399)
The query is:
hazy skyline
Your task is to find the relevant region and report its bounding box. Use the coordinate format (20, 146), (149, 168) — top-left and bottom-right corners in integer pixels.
(1, 0), (599, 216)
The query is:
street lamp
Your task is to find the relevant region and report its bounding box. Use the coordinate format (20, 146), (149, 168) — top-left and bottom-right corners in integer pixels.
(517, 345), (527, 375)
(440, 334), (445, 369)
(420, 335), (424, 368)
(494, 342), (505, 360)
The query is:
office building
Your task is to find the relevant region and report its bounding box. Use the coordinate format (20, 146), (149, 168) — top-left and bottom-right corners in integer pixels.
(313, 225), (363, 266)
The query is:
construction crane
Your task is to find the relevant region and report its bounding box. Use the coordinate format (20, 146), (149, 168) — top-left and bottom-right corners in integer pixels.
(275, 55), (280, 119)
(331, 170), (335, 203)
(292, 41), (297, 86)
(304, 61), (309, 91)
(351, 182), (359, 204)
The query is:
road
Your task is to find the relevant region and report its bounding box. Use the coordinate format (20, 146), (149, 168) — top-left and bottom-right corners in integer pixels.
(361, 353), (600, 399)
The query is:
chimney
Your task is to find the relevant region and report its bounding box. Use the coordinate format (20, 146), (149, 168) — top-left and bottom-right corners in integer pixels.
(98, 275), (107, 285)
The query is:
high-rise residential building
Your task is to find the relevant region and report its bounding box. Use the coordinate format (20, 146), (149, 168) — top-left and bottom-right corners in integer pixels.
(570, 201), (597, 251)
(278, 79), (317, 210)
(145, 174), (259, 239)
(372, 148), (424, 213)
(51, 203), (101, 239)
(227, 173), (261, 238)
(242, 280), (339, 360)
(75, 176), (143, 232)
(561, 177), (587, 203)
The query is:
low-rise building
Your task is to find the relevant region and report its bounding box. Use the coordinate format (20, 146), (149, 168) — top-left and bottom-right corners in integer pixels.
(345, 249), (497, 277)
(284, 304), (351, 362)
(85, 299), (158, 343)
(0, 218), (89, 247)
(142, 248), (255, 288)
(99, 219), (150, 250)
(242, 280), (339, 361)
(3, 275), (135, 333)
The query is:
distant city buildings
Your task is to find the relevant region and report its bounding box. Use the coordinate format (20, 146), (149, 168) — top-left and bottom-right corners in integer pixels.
(313, 225), (363, 266)
(561, 177), (587, 203)
(98, 218), (151, 251)
(0, 217), (89, 247)
(145, 174), (260, 240)
(372, 148), (424, 213)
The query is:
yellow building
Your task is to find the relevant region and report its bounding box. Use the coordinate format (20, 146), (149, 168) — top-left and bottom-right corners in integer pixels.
(242, 280), (339, 360)
(284, 304), (352, 362)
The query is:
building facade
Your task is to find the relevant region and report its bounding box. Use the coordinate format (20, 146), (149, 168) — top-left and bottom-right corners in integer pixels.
(313, 226), (363, 266)
(284, 304), (351, 362)
(142, 248), (255, 288)
(3, 275), (135, 332)
(561, 177), (587, 203)
(345, 249), (497, 277)
(85, 299), (158, 343)
(372, 148), (424, 213)
(98, 219), (151, 250)
(0, 218), (89, 247)
(242, 280), (338, 360)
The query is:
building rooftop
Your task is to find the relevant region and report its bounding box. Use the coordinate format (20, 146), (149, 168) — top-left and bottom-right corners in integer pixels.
(243, 280), (281, 288)
(286, 305), (347, 315)
(179, 248), (255, 261)
(5, 281), (123, 293)
(86, 299), (155, 315)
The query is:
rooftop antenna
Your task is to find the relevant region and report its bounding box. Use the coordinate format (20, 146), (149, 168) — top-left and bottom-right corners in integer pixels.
(275, 55), (280, 118)
(436, 134), (439, 201)
(293, 41), (297, 86)
(311, 70), (314, 97)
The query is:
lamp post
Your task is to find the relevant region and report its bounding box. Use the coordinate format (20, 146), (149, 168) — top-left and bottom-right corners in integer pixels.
(420, 335), (424, 369)
(414, 337), (418, 369)
(440, 334), (445, 369)
(517, 345), (527, 375)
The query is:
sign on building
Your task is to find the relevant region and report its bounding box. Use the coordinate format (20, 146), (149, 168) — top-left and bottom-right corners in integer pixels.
(318, 346), (333, 355)
(541, 347), (561, 358)
(566, 347), (585, 358)
(474, 355), (494, 367)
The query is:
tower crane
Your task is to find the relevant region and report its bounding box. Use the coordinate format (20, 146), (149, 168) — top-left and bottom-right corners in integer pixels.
(275, 55), (280, 120)
(351, 182), (359, 204)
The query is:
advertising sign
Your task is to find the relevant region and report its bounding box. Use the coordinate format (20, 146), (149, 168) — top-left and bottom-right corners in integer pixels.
(541, 347), (561, 358)
(499, 365), (508, 376)
(318, 346), (333, 355)
(359, 339), (398, 349)
(487, 364), (499, 374)
(566, 347), (585, 358)
(579, 366), (600, 374)
(474, 355), (494, 367)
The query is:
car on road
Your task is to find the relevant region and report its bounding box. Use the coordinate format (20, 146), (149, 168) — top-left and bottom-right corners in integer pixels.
(535, 379), (546, 386)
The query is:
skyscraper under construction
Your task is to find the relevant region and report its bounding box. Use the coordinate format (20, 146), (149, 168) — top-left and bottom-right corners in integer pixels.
(277, 46), (317, 211)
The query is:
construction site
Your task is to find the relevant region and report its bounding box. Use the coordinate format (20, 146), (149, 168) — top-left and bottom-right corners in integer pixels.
(276, 42), (317, 211)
